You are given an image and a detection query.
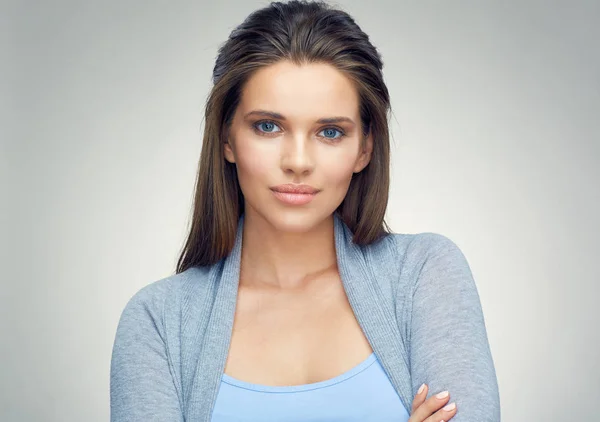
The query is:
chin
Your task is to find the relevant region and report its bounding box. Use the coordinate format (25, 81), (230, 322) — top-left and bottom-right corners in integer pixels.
(247, 201), (333, 234)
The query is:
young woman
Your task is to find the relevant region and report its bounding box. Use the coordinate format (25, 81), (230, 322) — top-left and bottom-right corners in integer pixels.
(110, 1), (501, 421)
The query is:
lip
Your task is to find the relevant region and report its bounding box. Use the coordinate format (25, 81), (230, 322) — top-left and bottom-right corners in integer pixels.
(270, 184), (320, 205)
(271, 184), (320, 194)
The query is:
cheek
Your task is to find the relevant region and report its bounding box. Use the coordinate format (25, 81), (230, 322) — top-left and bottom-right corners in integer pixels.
(321, 149), (359, 186)
(232, 141), (273, 189)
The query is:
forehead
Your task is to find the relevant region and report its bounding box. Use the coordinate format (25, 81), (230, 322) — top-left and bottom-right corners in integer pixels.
(238, 61), (360, 120)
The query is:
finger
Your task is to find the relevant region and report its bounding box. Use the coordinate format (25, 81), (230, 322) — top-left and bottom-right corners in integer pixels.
(411, 383), (428, 414)
(410, 390), (451, 422)
(424, 399), (457, 422)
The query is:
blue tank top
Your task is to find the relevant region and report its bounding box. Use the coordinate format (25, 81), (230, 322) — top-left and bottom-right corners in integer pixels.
(211, 352), (410, 421)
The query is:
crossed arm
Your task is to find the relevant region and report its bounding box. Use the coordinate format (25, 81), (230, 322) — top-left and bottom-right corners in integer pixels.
(402, 233), (501, 421)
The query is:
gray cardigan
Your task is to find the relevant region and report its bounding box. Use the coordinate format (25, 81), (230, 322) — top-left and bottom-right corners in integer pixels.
(110, 212), (501, 421)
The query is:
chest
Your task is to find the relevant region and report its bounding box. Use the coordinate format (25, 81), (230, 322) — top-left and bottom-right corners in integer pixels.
(223, 274), (374, 386)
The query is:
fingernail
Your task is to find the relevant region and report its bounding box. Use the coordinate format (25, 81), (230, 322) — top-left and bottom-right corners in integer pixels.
(417, 383), (425, 394)
(443, 402), (456, 411)
(436, 390), (449, 399)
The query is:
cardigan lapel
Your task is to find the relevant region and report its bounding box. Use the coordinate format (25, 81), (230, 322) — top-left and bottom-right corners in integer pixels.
(186, 212), (413, 421)
(332, 213), (413, 412)
(186, 214), (245, 421)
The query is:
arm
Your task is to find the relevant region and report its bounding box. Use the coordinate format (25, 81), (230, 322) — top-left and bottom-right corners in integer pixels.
(110, 286), (184, 422)
(408, 233), (500, 421)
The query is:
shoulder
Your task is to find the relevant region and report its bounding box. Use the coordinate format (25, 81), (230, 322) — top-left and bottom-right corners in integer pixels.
(368, 231), (473, 298)
(391, 232), (481, 317)
(388, 231), (464, 259)
(360, 231), (469, 305)
(370, 231), (467, 271)
(116, 266), (214, 329)
(389, 231), (470, 272)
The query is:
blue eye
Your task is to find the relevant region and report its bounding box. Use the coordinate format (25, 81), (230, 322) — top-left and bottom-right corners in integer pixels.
(254, 121), (281, 133)
(319, 127), (345, 140)
(252, 120), (346, 141)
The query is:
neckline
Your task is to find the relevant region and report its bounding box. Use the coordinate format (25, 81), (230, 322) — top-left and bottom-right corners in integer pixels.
(221, 352), (377, 393)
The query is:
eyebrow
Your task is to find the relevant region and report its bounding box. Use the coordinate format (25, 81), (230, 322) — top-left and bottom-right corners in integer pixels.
(243, 110), (356, 126)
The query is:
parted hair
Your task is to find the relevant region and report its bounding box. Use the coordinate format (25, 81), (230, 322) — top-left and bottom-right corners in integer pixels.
(176, 0), (393, 273)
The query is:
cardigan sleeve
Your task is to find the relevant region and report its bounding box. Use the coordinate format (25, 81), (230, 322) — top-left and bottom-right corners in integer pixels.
(407, 233), (501, 421)
(110, 285), (184, 422)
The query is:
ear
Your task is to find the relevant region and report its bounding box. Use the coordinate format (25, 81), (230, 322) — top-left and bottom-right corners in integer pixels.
(224, 139), (236, 163)
(353, 132), (373, 173)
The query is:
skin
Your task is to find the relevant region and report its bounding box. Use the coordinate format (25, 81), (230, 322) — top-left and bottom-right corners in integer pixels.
(224, 59), (372, 290)
(411, 384), (458, 422)
(223, 60), (456, 421)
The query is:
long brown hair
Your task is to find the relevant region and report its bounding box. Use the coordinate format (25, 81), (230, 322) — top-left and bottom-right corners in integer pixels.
(176, 0), (393, 273)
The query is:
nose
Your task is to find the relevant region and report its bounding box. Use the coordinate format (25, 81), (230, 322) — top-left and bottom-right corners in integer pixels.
(280, 134), (315, 176)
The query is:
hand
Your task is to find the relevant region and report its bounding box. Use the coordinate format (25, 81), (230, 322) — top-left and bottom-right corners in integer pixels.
(408, 383), (457, 422)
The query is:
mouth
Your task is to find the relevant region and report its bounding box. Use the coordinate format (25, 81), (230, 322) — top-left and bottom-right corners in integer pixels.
(270, 184), (320, 194)
(270, 185), (319, 205)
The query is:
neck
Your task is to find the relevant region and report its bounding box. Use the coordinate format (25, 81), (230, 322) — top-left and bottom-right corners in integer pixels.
(239, 210), (338, 291)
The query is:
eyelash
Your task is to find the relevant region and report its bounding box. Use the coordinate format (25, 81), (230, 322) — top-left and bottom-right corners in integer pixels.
(252, 120), (347, 142)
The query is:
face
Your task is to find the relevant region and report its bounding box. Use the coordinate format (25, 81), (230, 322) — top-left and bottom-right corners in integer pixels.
(224, 60), (373, 233)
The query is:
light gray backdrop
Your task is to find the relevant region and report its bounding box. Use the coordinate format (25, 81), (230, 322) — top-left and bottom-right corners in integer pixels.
(2, 0), (599, 420)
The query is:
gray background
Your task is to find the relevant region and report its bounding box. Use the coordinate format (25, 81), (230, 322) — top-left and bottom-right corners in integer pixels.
(2, 0), (599, 420)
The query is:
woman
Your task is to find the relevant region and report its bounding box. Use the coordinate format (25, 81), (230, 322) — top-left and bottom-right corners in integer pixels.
(110, 1), (501, 421)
